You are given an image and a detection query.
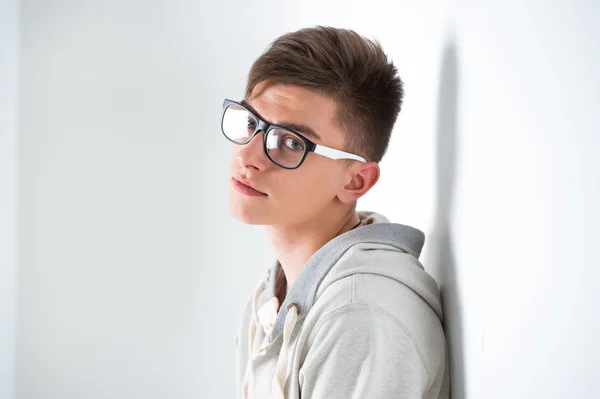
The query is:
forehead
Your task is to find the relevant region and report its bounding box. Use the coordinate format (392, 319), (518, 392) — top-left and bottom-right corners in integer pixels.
(246, 82), (344, 145)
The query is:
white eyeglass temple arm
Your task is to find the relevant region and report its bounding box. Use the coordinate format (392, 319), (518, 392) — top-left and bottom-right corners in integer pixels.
(313, 144), (367, 163)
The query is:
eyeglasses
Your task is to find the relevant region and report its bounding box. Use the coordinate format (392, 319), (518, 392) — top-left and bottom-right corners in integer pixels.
(221, 98), (367, 170)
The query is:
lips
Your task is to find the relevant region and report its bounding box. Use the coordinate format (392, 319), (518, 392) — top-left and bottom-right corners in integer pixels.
(232, 176), (266, 195)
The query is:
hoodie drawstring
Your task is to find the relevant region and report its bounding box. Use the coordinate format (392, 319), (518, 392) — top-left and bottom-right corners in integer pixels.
(271, 303), (299, 399)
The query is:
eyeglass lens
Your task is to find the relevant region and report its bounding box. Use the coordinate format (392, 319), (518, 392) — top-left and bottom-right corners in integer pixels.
(222, 104), (307, 168)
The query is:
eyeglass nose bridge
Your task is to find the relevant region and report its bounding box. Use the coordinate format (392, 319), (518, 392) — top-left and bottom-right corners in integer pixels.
(256, 119), (271, 137)
(244, 118), (272, 144)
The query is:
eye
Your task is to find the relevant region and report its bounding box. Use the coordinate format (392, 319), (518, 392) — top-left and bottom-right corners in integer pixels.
(283, 136), (304, 151)
(246, 117), (257, 129)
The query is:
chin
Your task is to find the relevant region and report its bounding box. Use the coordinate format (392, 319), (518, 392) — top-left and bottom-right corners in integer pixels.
(228, 196), (269, 225)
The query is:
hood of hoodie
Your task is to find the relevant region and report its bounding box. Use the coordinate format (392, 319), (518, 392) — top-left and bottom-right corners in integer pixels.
(257, 210), (443, 345)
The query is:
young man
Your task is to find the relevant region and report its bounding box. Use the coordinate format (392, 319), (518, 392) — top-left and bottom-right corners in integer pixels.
(225, 26), (450, 399)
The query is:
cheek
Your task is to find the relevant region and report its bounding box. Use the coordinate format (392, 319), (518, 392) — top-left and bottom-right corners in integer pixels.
(228, 147), (237, 167)
(274, 168), (339, 204)
(230, 144), (242, 160)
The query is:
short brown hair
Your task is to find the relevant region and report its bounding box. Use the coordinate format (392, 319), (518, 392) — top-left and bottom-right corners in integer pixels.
(245, 26), (404, 164)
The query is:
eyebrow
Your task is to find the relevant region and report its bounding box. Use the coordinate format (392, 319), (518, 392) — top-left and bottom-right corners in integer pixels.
(240, 99), (322, 141)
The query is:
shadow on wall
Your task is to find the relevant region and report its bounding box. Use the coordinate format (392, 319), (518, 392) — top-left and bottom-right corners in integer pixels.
(425, 39), (466, 399)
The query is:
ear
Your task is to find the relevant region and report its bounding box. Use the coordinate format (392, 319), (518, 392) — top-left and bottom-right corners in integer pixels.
(336, 162), (380, 204)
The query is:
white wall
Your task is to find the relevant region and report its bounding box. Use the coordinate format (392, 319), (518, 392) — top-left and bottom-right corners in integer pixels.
(0, 0), (19, 398)
(436, 2), (600, 397)
(11, 0), (600, 398)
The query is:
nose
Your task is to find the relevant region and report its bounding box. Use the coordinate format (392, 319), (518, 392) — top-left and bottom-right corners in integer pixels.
(236, 130), (269, 170)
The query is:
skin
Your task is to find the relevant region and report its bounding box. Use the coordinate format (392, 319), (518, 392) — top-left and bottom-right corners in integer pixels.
(228, 81), (380, 300)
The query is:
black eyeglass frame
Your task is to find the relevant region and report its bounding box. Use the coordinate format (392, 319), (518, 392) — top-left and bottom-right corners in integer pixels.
(221, 98), (367, 170)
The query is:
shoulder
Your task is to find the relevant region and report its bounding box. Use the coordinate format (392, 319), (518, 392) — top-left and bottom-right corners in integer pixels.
(302, 273), (446, 387)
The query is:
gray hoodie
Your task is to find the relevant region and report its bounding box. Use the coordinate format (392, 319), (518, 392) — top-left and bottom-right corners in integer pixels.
(235, 210), (450, 398)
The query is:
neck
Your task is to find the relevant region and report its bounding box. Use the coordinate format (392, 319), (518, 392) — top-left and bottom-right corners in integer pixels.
(264, 204), (361, 299)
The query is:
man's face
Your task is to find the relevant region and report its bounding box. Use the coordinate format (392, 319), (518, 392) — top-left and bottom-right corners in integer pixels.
(228, 82), (352, 226)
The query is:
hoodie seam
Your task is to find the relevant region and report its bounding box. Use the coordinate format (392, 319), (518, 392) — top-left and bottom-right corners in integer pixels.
(300, 302), (433, 390)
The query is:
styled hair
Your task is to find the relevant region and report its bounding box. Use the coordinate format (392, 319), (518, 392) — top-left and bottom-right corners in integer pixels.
(245, 26), (404, 164)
